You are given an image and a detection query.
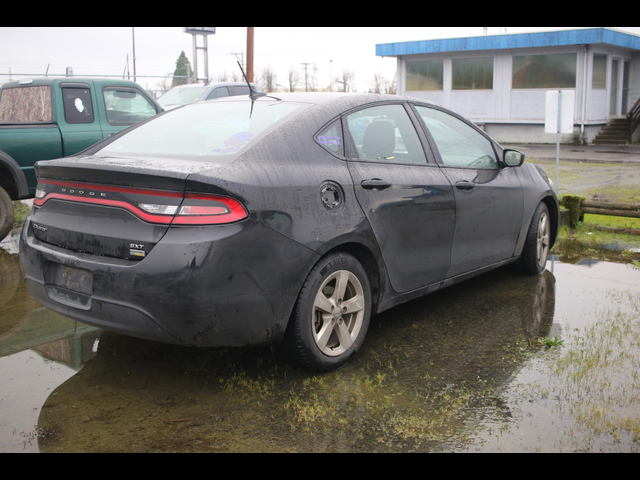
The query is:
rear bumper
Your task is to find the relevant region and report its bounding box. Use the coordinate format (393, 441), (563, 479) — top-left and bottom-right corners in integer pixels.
(19, 217), (319, 348)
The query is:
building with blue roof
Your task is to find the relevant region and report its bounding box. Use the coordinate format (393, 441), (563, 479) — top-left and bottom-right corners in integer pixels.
(376, 28), (640, 144)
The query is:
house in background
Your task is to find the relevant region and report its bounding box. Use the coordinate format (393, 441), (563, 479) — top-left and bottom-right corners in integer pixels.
(377, 28), (640, 144)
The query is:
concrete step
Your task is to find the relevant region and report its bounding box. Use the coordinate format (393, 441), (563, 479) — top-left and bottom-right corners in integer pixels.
(594, 138), (628, 145)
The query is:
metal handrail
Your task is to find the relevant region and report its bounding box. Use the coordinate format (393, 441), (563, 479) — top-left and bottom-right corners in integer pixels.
(628, 98), (640, 143)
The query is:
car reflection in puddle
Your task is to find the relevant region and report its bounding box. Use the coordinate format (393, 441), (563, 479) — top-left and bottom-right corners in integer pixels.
(2, 239), (640, 453)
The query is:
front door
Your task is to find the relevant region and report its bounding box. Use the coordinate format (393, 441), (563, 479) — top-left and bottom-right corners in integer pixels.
(414, 105), (524, 278)
(344, 103), (456, 293)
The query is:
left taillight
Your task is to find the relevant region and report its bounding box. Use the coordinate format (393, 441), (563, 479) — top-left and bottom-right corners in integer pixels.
(172, 194), (248, 226)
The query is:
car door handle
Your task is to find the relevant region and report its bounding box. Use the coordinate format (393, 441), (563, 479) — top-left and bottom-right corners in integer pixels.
(361, 179), (392, 191)
(456, 181), (476, 191)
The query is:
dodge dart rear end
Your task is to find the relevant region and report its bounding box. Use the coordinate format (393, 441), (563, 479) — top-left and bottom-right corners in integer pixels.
(19, 96), (325, 349)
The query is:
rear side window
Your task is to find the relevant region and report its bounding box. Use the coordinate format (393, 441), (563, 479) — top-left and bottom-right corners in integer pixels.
(62, 88), (95, 124)
(345, 104), (427, 165)
(0, 86), (52, 124)
(229, 86), (251, 96)
(207, 87), (230, 100)
(103, 88), (157, 126)
(316, 120), (344, 156)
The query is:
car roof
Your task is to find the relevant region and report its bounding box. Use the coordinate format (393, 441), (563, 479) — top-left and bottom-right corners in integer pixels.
(169, 82), (259, 90)
(209, 92), (421, 106)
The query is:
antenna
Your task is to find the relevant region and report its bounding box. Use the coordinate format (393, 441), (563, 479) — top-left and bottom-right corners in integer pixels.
(236, 61), (282, 117)
(237, 61), (266, 102)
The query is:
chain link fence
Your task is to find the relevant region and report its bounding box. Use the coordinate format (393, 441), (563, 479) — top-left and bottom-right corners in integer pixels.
(0, 73), (189, 100)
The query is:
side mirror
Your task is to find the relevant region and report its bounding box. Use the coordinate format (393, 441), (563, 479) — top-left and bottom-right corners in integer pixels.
(504, 149), (525, 168)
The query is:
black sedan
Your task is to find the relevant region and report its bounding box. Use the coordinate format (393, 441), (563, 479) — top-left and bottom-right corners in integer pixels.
(19, 93), (558, 372)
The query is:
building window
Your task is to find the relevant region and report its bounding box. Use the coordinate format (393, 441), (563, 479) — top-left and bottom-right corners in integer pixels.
(592, 54), (608, 90)
(512, 53), (577, 89)
(452, 57), (494, 90)
(406, 60), (444, 91)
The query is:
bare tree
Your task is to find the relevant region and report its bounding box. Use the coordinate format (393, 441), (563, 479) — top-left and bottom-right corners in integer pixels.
(338, 70), (355, 93)
(309, 64), (320, 92)
(384, 74), (397, 95)
(288, 67), (300, 93)
(155, 76), (172, 97)
(371, 73), (384, 94)
(261, 67), (276, 93)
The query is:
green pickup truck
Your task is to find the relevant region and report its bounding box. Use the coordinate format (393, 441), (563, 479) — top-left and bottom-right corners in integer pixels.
(0, 78), (163, 240)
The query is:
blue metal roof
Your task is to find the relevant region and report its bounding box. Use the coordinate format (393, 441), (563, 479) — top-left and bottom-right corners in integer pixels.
(376, 28), (640, 57)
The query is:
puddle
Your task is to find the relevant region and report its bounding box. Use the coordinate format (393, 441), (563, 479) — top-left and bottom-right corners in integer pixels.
(1, 240), (639, 452)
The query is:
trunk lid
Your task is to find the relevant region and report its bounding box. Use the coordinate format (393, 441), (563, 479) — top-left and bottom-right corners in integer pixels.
(31, 155), (209, 260)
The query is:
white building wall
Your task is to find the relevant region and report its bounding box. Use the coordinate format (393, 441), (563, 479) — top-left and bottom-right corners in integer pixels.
(632, 52), (640, 110)
(398, 45), (638, 143)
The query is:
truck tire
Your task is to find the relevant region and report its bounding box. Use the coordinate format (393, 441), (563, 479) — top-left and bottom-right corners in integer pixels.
(0, 186), (14, 242)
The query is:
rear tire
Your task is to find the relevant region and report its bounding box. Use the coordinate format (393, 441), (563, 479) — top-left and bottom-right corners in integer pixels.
(520, 203), (551, 276)
(0, 186), (14, 242)
(284, 253), (372, 373)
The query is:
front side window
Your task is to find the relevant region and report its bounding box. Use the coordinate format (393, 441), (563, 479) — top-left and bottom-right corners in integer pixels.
(0, 86), (52, 124)
(103, 88), (157, 126)
(512, 53), (577, 89)
(406, 60), (444, 92)
(416, 106), (498, 170)
(62, 88), (95, 124)
(346, 104), (427, 166)
(453, 57), (494, 90)
(96, 100), (307, 161)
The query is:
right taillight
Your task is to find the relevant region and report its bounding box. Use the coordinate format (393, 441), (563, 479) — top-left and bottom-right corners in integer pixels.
(171, 194), (248, 226)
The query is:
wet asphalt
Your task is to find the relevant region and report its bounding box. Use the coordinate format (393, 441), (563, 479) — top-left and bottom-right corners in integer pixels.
(1, 230), (640, 453)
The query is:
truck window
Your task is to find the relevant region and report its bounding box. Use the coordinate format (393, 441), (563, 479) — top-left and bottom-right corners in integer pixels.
(62, 88), (95, 124)
(103, 88), (157, 126)
(0, 86), (53, 124)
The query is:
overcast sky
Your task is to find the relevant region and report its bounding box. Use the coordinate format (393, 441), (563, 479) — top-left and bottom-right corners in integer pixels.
(1, 27), (640, 92)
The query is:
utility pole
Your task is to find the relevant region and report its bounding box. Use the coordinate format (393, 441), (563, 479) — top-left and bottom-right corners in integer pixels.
(247, 27), (255, 83)
(132, 27), (137, 83)
(301, 63), (312, 92)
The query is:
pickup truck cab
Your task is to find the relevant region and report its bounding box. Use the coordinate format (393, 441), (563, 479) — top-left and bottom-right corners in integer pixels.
(0, 78), (162, 240)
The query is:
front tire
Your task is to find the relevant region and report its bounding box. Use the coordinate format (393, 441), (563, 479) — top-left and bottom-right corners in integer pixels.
(520, 203), (551, 276)
(0, 186), (14, 242)
(284, 253), (372, 372)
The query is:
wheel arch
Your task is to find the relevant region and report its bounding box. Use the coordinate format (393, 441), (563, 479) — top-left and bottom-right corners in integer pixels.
(0, 152), (29, 200)
(540, 195), (560, 249)
(321, 241), (386, 316)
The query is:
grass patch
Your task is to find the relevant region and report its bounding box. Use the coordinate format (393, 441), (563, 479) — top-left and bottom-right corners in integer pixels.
(12, 201), (31, 230)
(583, 214), (640, 231)
(553, 224), (640, 263)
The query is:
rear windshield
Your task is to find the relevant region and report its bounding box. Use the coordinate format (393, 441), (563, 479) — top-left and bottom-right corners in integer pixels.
(157, 86), (208, 107)
(96, 100), (308, 160)
(0, 86), (52, 124)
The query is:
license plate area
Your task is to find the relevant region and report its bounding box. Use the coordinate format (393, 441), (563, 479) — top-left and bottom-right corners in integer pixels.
(44, 263), (93, 310)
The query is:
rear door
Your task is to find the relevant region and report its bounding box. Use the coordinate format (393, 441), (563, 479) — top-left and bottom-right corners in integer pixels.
(56, 81), (104, 156)
(413, 105), (524, 278)
(344, 103), (456, 293)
